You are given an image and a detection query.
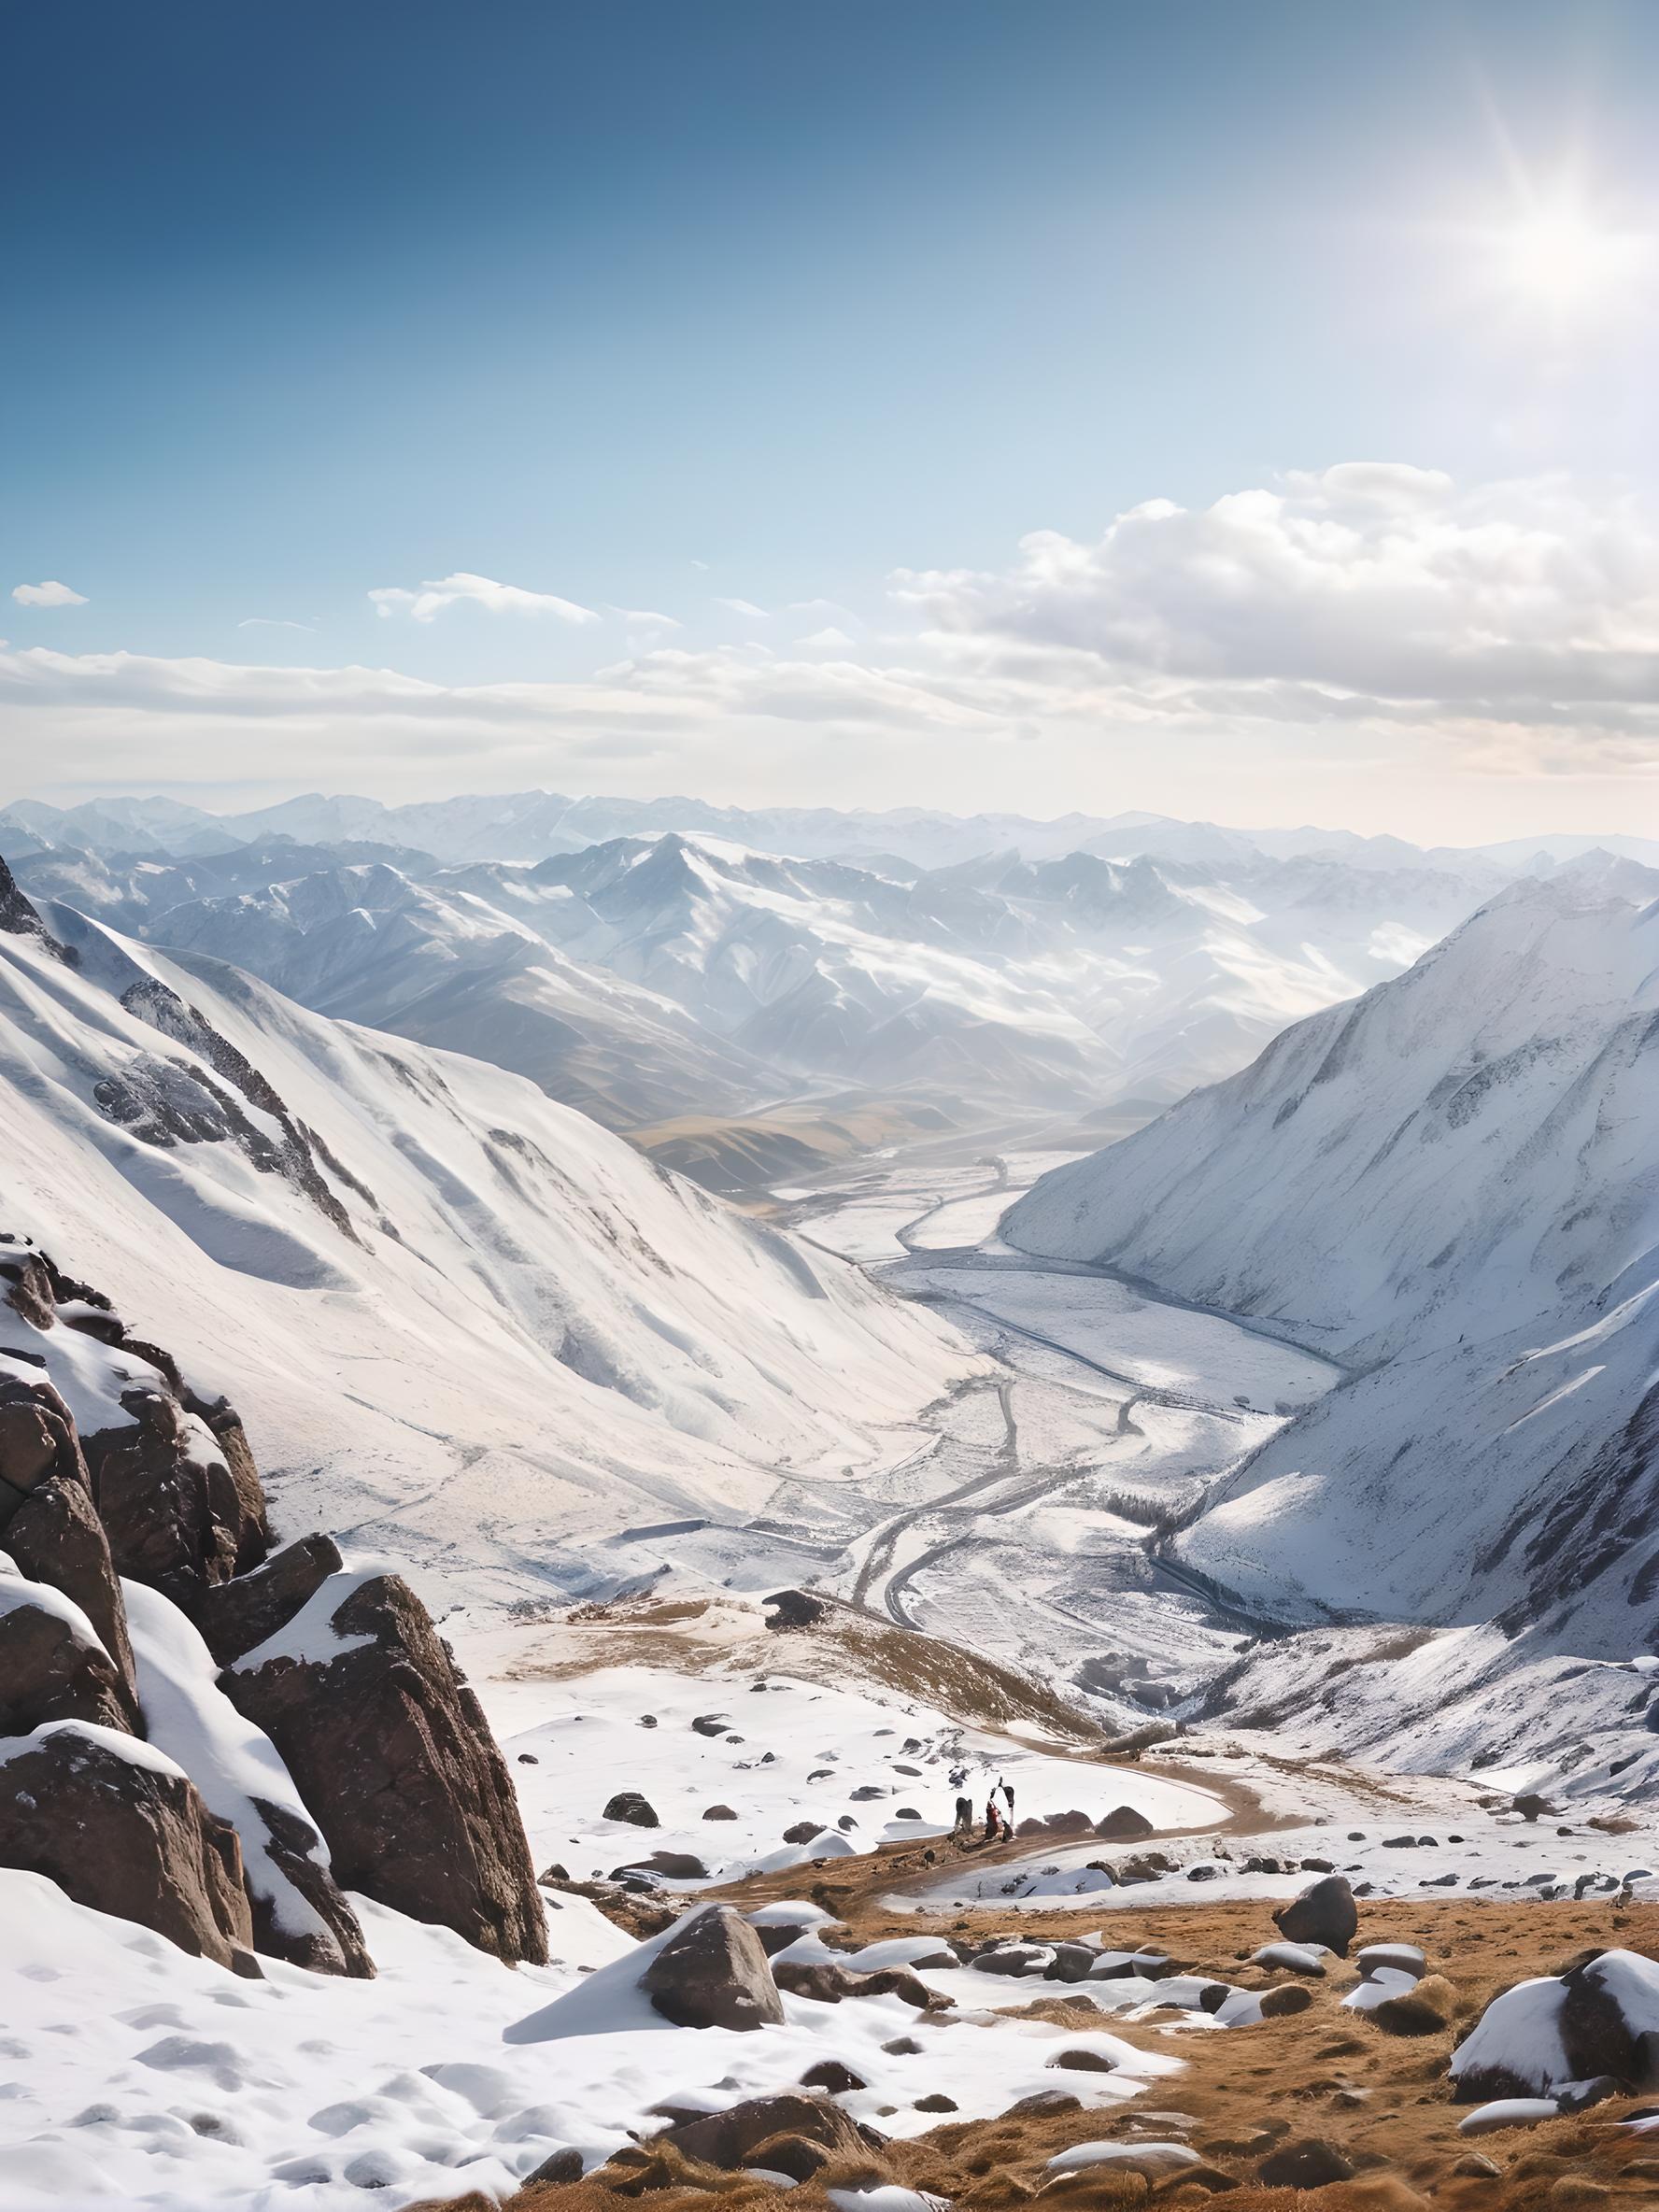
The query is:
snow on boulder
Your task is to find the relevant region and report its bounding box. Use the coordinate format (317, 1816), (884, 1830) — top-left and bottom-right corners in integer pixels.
(0, 1720), (257, 1969)
(0, 1372), (135, 1702)
(1453, 1950), (1659, 2101)
(122, 1577), (371, 1977)
(225, 1568), (546, 1964)
(0, 1563), (133, 1734)
(506, 1902), (783, 2042)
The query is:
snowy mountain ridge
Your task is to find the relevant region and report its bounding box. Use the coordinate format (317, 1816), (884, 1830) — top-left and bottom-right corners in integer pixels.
(1004, 866), (1659, 1777)
(12, 830), (1496, 1125)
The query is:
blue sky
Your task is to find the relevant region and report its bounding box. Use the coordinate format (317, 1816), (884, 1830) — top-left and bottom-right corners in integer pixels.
(5, 0), (1659, 838)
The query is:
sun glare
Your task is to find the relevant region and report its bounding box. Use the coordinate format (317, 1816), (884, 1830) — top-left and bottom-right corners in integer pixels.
(1499, 200), (1647, 311)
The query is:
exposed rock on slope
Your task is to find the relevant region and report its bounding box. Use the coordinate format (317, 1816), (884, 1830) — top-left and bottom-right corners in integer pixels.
(226, 1568), (547, 1964)
(0, 1238), (543, 1973)
(0, 1723), (258, 1971)
(0, 864), (973, 1602)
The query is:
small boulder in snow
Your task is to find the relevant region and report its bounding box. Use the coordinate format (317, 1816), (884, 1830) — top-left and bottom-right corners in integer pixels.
(643, 1903), (786, 2032)
(604, 1791), (659, 1828)
(1094, 1804), (1156, 1840)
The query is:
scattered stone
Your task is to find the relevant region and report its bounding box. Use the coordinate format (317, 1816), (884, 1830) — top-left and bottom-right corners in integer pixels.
(1048, 2050), (1117, 2074)
(1253, 1942), (1327, 1977)
(603, 1792), (659, 1828)
(850, 1785), (886, 1802)
(800, 2060), (866, 2094)
(1457, 2099), (1561, 2134)
(913, 2093), (957, 2112)
(1452, 2151), (1502, 2178)
(1260, 1983), (1314, 2018)
(641, 1905), (785, 2032)
(1095, 1805), (1156, 1840)
(690, 1715), (730, 1737)
(783, 1821), (825, 1845)
(612, 1850), (707, 1881)
(882, 2037), (922, 2056)
(1357, 1942), (1426, 1981)
(523, 2147), (585, 2186)
(662, 2091), (867, 2171)
(702, 1805), (738, 1821)
(1273, 1873), (1358, 1956)
(1257, 2137), (1354, 2188)
(763, 1589), (829, 1632)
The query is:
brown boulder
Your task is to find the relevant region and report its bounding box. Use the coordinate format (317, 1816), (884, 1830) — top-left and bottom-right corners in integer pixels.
(0, 1378), (136, 1708)
(662, 2091), (869, 2170)
(224, 1569), (546, 1963)
(641, 1904), (785, 2030)
(0, 1723), (257, 1969)
(82, 1383), (269, 1608)
(0, 1592), (135, 1734)
(192, 1533), (344, 1666)
(1273, 1873), (1358, 1957)
(1095, 1804), (1156, 1839)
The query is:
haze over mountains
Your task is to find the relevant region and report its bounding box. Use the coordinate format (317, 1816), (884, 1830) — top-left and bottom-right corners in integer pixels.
(4, 796), (1556, 1141)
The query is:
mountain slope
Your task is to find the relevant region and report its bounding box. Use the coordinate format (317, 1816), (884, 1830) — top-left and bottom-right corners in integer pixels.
(1003, 869), (1659, 1771)
(0, 860), (976, 1612)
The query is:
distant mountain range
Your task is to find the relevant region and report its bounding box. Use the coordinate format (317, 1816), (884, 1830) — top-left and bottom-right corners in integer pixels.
(9, 828), (1501, 1132)
(6, 787), (1658, 877)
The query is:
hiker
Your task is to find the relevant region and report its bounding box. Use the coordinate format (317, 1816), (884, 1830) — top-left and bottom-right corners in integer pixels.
(984, 1795), (1003, 1843)
(953, 1794), (973, 1837)
(1000, 1776), (1015, 1824)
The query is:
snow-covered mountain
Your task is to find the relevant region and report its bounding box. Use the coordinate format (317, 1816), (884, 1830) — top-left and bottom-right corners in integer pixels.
(9, 787), (1657, 878)
(8, 833), (1492, 1125)
(32, 851), (776, 1129)
(1005, 863), (1659, 1772)
(0, 858), (976, 1612)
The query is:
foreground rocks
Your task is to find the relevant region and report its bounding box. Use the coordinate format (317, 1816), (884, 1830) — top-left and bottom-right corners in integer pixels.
(642, 1904), (786, 2031)
(227, 1569), (547, 1964)
(0, 1239), (543, 1978)
(0, 1724), (258, 1971)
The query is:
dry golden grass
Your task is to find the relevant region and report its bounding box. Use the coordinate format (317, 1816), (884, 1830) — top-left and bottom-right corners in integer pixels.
(421, 1892), (1659, 2212)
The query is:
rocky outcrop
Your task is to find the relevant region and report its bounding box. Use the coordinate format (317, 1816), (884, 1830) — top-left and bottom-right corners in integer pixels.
(656, 2091), (872, 2172)
(0, 1724), (257, 1970)
(0, 1587), (135, 1734)
(641, 1903), (785, 2031)
(193, 1533), (343, 1666)
(225, 1569), (546, 1964)
(82, 1382), (269, 1608)
(0, 1237), (538, 1984)
(0, 1376), (137, 1712)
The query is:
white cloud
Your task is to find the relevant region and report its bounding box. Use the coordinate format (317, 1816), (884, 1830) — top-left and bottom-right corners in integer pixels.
(237, 617), (317, 633)
(608, 606), (682, 629)
(894, 466), (1659, 718)
(368, 572), (598, 626)
(12, 581), (87, 609)
(713, 597), (770, 619)
(3, 467), (1658, 830)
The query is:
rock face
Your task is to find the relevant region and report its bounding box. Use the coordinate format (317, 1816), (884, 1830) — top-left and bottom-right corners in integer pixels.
(0, 1237), (539, 1982)
(0, 1375), (138, 1709)
(641, 1904), (786, 2031)
(1273, 1873), (1358, 1956)
(0, 1588), (134, 1734)
(226, 1569), (546, 1964)
(82, 1382), (270, 1608)
(0, 1724), (257, 1970)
